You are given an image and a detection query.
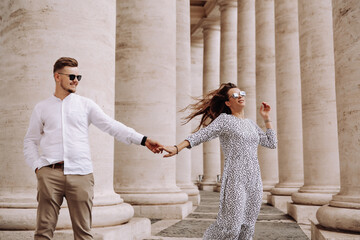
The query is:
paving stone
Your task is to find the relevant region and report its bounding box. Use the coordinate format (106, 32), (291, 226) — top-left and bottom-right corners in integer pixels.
(199, 200), (219, 205)
(199, 191), (219, 197)
(150, 219), (162, 224)
(149, 191), (310, 239)
(193, 206), (219, 213)
(257, 214), (293, 221)
(254, 222), (309, 240)
(200, 195), (219, 199)
(260, 203), (286, 214)
(199, 197), (219, 202)
(198, 202), (219, 207)
(156, 219), (212, 238)
(186, 213), (217, 219)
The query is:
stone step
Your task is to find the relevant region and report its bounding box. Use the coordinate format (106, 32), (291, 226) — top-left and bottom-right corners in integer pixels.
(147, 191), (310, 240)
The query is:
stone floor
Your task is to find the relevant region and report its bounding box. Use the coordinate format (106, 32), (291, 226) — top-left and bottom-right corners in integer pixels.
(145, 191), (310, 240)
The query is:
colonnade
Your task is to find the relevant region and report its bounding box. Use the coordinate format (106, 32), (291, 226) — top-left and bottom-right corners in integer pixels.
(315, 0), (360, 235)
(190, 0), (360, 239)
(288, 0), (340, 224)
(255, 0), (278, 199)
(0, 0), (197, 238)
(198, 17), (222, 191)
(114, 0), (193, 220)
(0, 0), (359, 239)
(270, 0), (304, 210)
(0, 1), (151, 239)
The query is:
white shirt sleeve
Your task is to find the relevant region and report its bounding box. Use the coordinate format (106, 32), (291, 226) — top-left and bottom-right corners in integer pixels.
(87, 99), (144, 145)
(24, 106), (43, 171)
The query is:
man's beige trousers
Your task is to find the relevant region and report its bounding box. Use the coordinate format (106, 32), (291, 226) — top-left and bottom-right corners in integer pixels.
(34, 166), (94, 240)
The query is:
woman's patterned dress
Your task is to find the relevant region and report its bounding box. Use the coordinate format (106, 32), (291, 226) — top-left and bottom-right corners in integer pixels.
(186, 113), (277, 240)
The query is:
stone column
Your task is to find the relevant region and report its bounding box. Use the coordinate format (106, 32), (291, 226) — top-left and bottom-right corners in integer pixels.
(217, 0), (238, 192)
(268, 0), (304, 213)
(176, 0), (200, 206)
(237, 0), (256, 120)
(288, 0), (340, 224)
(255, 0), (278, 200)
(313, 1), (360, 238)
(218, 0), (238, 84)
(0, 1), (149, 239)
(200, 19), (221, 191)
(114, 0), (190, 219)
(190, 35), (204, 186)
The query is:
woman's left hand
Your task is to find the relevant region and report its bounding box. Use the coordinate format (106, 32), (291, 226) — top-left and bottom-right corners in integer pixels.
(160, 146), (178, 158)
(260, 102), (271, 120)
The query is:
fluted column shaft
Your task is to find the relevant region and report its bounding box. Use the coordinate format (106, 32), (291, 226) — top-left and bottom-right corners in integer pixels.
(255, 0), (278, 194)
(292, 0), (340, 206)
(217, 0), (237, 192)
(218, 0), (238, 84)
(316, 0), (360, 233)
(0, 0), (134, 231)
(201, 19), (221, 191)
(237, 0), (256, 120)
(190, 36), (204, 185)
(271, 0), (304, 196)
(176, 0), (199, 206)
(114, 0), (189, 219)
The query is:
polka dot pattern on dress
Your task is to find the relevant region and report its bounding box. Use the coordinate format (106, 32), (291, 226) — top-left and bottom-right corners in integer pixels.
(186, 113), (277, 240)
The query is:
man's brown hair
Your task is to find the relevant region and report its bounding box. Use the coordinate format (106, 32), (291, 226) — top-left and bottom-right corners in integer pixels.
(53, 57), (78, 73)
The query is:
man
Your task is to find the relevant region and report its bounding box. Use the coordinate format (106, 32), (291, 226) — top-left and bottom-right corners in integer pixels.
(24, 57), (162, 240)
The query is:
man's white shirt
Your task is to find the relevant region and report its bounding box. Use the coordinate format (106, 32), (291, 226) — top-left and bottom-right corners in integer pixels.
(24, 93), (143, 175)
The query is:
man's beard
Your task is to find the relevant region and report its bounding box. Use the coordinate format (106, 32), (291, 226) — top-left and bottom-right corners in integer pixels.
(61, 81), (76, 93)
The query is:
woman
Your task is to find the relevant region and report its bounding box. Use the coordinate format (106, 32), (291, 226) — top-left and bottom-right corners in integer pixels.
(161, 83), (277, 240)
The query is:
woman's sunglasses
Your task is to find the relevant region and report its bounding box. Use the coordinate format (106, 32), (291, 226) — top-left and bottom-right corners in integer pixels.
(58, 73), (82, 81)
(231, 91), (246, 99)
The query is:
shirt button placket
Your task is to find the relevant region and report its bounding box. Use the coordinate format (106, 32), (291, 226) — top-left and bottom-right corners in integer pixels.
(61, 98), (67, 172)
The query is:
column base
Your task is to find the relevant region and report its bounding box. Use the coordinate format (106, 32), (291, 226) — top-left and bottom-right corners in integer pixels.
(179, 184), (201, 206)
(271, 186), (300, 195)
(215, 182), (221, 192)
(0, 217), (151, 240)
(317, 205), (360, 232)
(292, 192), (334, 205)
(311, 218), (360, 240)
(287, 202), (320, 224)
(0, 202), (134, 230)
(188, 194), (201, 206)
(199, 182), (218, 192)
(132, 201), (193, 219)
(262, 182), (277, 192)
(267, 195), (292, 213)
(262, 191), (271, 202)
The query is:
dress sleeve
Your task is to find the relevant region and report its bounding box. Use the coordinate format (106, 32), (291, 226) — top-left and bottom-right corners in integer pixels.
(186, 114), (226, 148)
(251, 120), (277, 149)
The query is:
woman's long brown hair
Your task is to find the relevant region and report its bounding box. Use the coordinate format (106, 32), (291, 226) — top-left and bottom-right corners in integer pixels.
(183, 82), (238, 132)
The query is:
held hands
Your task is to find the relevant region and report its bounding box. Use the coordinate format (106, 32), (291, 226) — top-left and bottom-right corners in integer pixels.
(159, 140), (189, 158)
(145, 138), (164, 153)
(160, 146), (178, 158)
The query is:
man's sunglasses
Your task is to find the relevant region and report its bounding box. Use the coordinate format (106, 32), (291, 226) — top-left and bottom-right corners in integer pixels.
(58, 73), (82, 81)
(230, 91), (246, 99)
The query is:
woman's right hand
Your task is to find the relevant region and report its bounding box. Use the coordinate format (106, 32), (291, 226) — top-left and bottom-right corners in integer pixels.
(160, 146), (178, 158)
